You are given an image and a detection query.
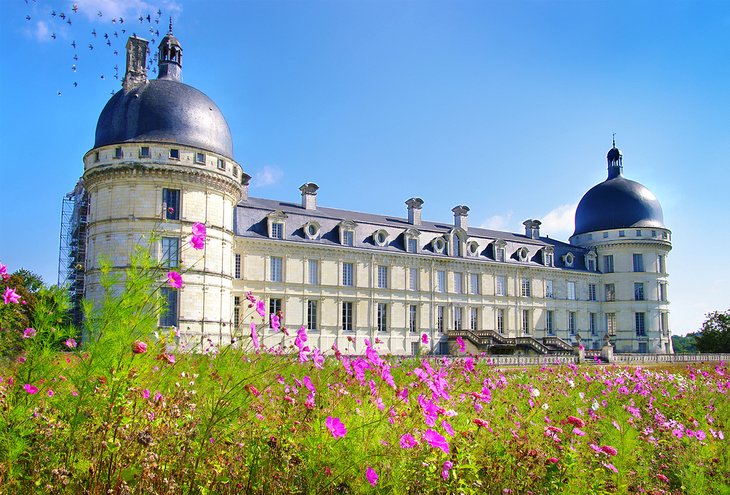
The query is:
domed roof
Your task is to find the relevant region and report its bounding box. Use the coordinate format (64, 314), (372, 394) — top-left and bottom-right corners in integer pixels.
(94, 79), (234, 159)
(573, 146), (665, 236)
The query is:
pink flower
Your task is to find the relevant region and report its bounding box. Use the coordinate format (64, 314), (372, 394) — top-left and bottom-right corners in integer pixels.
(325, 416), (346, 438)
(3, 287), (20, 304)
(600, 445), (618, 456)
(250, 321), (260, 349)
(23, 384), (38, 395)
(256, 299), (266, 318)
(64, 338), (77, 349)
(312, 348), (325, 369)
(167, 271), (183, 288)
(400, 433), (418, 449)
(473, 418), (489, 428)
(0, 263), (7, 277)
(572, 428), (586, 436)
(132, 340), (147, 354)
(421, 333), (429, 344)
(567, 415), (585, 428)
(142, 389), (150, 399)
(271, 314), (281, 331)
(695, 430), (707, 441)
(442, 420), (455, 437)
(457, 336), (466, 353)
(423, 429), (450, 454)
(47, 389), (55, 397)
(163, 353), (176, 364)
(190, 235), (205, 250)
(22, 327), (36, 339)
(365, 467), (378, 487)
(602, 462), (618, 474)
(441, 461), (453, 480)
(154, 391), (163, 402)
(547, 457), (559, 464)
(192, 222), (207, 237)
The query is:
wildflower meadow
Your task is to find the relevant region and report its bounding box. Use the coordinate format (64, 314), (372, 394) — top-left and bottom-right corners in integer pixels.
(0, 226), (728, 494)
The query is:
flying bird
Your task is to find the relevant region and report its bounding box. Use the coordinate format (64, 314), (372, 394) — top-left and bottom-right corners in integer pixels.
(91, 29), (96, 36)
(51, 10), (56, 16)
(73, 54), (78, 60)
(72, 4), (78, 13)
(59, 12), (65, 20)
(106, 40), (111, 46)
(25, 15), (31, 20)
(97, 10), (103, 17)
(51, 33), (56, 39)
(73, 82), (77, 87)
(66, 18), (71, 25)
(119, 17), (124, 24)
(100, 74), (105, 80)
(146, 15), (151, 22)
(138, 16), (143, 22)
(72, 64), (76, 71)
(104, 33), (108, 39)
(113, 50), (118, 56)
(57, 91), (62, 96)
(71, 40), (76, 48)
(114, 31), (118, 38)
(157, 9), (161, 15)
(88, 43), (93, 50)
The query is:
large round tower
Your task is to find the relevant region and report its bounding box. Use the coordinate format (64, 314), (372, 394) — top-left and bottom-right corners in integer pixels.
(83, 30), (243, 350)
(570, 142), (672, 354)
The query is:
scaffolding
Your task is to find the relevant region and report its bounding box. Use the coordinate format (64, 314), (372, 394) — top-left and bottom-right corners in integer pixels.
(58, 179), (88, 325)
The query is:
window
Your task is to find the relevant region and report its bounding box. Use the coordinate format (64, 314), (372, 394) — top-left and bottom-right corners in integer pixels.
(563, 252), (574, 267)
(652, 230), (657, 237)
(433, 237), (446, 254)
(496, 246), (506, 262)
(606, 313), (616, 336)
(140, 146), (150, 158)
(603, 255), (614, 273)
(517, 247), (529, 262)
(521, 278), (531, 298)
(454, 272), (463, 294)
(469, 273), (480, 295)
(496, 276), (507, 296)
(633, 253), (644, 272)
(162, 188), (180, 220)
(304, 222), (320, 240)
(545, 280), (554, 299)
(234, 254), (241, 279)
(271, 222), (284, 239)
(411, 342), (420, 356)
(234, 296), (241, 328)
(522, 310), (530, 335)
(159, 287), (178, 327)
(270, 256), (283, 282)
(169, 148), (180, 160)
(114, 146), (123, 159)
(409, 267), (418, 291)
(307, 300), (318, 331)
(269, 298), (282, 326)
(659, 312), (669, 334)
(657, 255), (666, 274)
(161, 237), (179, 268)
(437, 306), (445, 332)
(638, 342), (648, 354)
(470, 307), (479, 331)
(567, 281), (576, 300)
(546, 310), (554, 335)
(603, 232), (609, 239)
(94, 151), (100, 162)
(342, 262), (354, 287)
(408, 238), (418, 253)
(343, 230), (354, 247)
(454, 306), (463, 330)
(568, 312), (576, 335)
(635, 312), (646, 337)
(467, 241), (479, 257)
(619, 230), (626, 237)
(217, 158), (226, 170)
(634, 282), (645, 301)
(195, 152), (205, 164)
(497, 309), (505, 334)
(374, 230), (388, 246)
(544, 251), (554, 267)
(590, 313), (597, 336)
(377, 265), (388, 289)
(588, 283), (596, 301)
(436, 270), (446, 293)
(453, 239), (461, 257)
(658, 282), (667, 302)
(377, 303), (388, 332)
(605, 283), (615, 302)
(409, 305), (418, 333)
(636, 230), (642, 237)
(587, 256), (596, 272)
(308, 259), (319, 285)
(342, 302), (353, 331)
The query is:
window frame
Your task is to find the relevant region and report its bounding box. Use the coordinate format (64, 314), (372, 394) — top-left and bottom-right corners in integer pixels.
(377, 303), (388, 332)
(159, 287), (178, 327)
(342, 262), (354, 287)
(633, 253), (645, 272)
(307, 300), (318, 331)
(162, 188), (180, 221)
(270, 256), (283, 283)
(496, 275), (507, 296)
(603, 255), (614, 273)
(377, 265), (388, 289)
(409, 304), (418, 333)
(634, 282), (645, 301)
(161, 236), (180, 269)
(308, 259), (319, 285)
(342, 301), (353, 331)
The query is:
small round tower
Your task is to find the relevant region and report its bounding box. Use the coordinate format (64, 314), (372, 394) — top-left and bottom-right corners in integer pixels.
(83, 30), (244, 350)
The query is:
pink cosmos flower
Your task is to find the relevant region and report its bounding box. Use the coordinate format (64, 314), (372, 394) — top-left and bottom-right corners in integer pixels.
(600, 445), (618, 456)
(190, 235), (205, 250)
(154, 391), (163, 402)
(572, 428), (586, 436)
(3, 287), (20, 304)
(132, 340), (147, 354)
(365, 467), (378, 487)
(271, 314), (281, 331)
(163, 353), (176, 364)
(47, 389), (54, 397)
(312, 348), (325, 369)
(22, 327), (36, 339)
(23, 384), (38, 394)
(657, 474), (669, 483)
(400, 433), (418, 449)
(192, 222), (207, 237)
(256, 299), (266, 318)
(602, 462), (618, 474)
(457, 336), (466, 353)
(421, 333), (429, 344)
(442, 420), (455, 437)
(325, 416), (346, 438)
(142, 389), (150, 399)
(567, 415), (585, 428)
(473, 418), (489, 428)
(0, 262), (7, 277)
(695, 430), (707, 441)
(423, 429), (450, 454)
(250, 321), (260, 349)
(442, 461), (453, 480)
(167, 271), (183, 288)
(547, 457), (559, 464)
(64, 338), (77, 349)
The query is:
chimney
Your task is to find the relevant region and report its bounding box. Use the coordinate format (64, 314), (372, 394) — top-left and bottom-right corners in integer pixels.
(406, 198), (424, 225)
(523, 219), (541, 239)
(123, 36), (149, 92)
(240, 172), (251, 201)
(299, 182), (319, 210)
(452, 205), (470, 230)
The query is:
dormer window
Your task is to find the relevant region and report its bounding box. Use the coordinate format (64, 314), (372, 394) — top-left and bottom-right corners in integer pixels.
(169, 148), (180, 160)
(217, 158), (226, 171)
(267, 210), (288, 239)
(404, 228), (420, 253)
(432, 237), (446, 254)
(449, 229), (466, 257)
(563, 252), (575, 267)
(585, 252), (597, 272)
(304, 221), (321, 240)
(338, 220), (357, 247)
(114, 147), (123, 159)
(542, 247), (554, 267)
(373, 229), (389, 247)
(516, 247), (529, 262)
(493, 240), (507, 262)
(466, 240), (479, 257)
(195, 152), (206, 164)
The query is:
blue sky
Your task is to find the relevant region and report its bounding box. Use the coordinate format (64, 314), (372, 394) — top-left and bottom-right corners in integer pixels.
(1, 0), (728, 335)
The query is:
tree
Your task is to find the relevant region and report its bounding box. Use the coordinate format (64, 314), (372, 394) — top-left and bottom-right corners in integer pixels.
(671, 334), (698, 354)
(694, 310), (730, 353)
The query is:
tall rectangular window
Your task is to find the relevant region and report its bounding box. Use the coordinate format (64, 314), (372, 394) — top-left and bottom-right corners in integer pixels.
(159, 287), (178, 327)
(269, 298), (282, 327)
(587, 258), (596, 272)
(342, 301), (353, 331)
(605, 283), (615, 302)
(409, 304), (418, 333)
(270, 257), (283, 282)
(606, 313), (616, 336)
(497, 309), (505, 334)
(546, 310), (554, 335)
(408, 238), (418, 253)
(634, 282), (645, 301)
(377, 303), (388, 332)
(161, 237), (179, 268)
(162, 188), (180, 220)
(409, 267), (418, 291)
(496, 246), (506, 262)
(569, 311), (576, 335)
(469, 273), (480, 295)
(633, 253), (644, 272)
(660, 312), (669, 333)
(343, 230), (354, 247)
(234, 253), (241, 279)
(545, 280), (554, 298)
(658, 282), (667, 302)
(307, 300), (318, 331)
(588, 283), (597, 301)
(657, 255), (666, 274)
(522, 310), (530, 335)
(436, 270), (446, 293)
(342, 262), (354, 286)
(589, 312), (597, 336)
(308, 259), (319, 285)
(377, 265), (388, 289)
(496, 276), (507, 296)
(567, 281), (576, 300)
(454, 307), (463, 330)
(233, 296), (240, 328)
(470, 307), (479, 331)
(521, 278), (531, 297)
(635, 312), (646, 336)
(603, 255), (614, 273)
(271, 222), (284, 239)
(437, 306), (445, 332)
(454, 272), (463, 294)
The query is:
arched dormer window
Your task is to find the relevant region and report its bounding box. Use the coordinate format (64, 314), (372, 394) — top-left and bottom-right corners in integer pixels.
(542, 246), (554, 267)
(373, 229), (389, 247)
(338, 220), (357, 247)
(303, 221), (321, 240)
(466, 240), (480, 257)
(493, 240), (507, 262)
(562, 252), (575, 267)
(449, 228), (467, 257)
(267, 211), (287, 239)
(403, 228), (421, 253)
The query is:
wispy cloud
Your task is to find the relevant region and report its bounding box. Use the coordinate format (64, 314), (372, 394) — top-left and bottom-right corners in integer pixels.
(479, 212), (514, 231)
(253, 166), (283, 187)
(32, 20), (51, 42)
(538, 203), (577, 239)
(74, 0), (182, 23)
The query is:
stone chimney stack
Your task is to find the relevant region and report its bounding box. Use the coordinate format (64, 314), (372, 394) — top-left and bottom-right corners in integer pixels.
(452, 205), (470, 230)
(240, 172), (251, 201)
(123, 36), (149, 92)
(406, 198), (424, 226)
(299, 182), (319, 210)
(523, 219), (541, 239)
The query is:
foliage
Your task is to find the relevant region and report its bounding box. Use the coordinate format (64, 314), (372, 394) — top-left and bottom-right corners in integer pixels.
(672, 334), (698, 354)
(695, 310), (730, 353)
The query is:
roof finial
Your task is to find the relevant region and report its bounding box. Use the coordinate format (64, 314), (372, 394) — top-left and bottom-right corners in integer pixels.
(612, 132), (616, 148)
(168, 17), (173, 34)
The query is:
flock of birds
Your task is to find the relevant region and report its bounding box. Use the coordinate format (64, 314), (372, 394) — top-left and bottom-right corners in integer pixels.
(22, 1), (168, 97)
